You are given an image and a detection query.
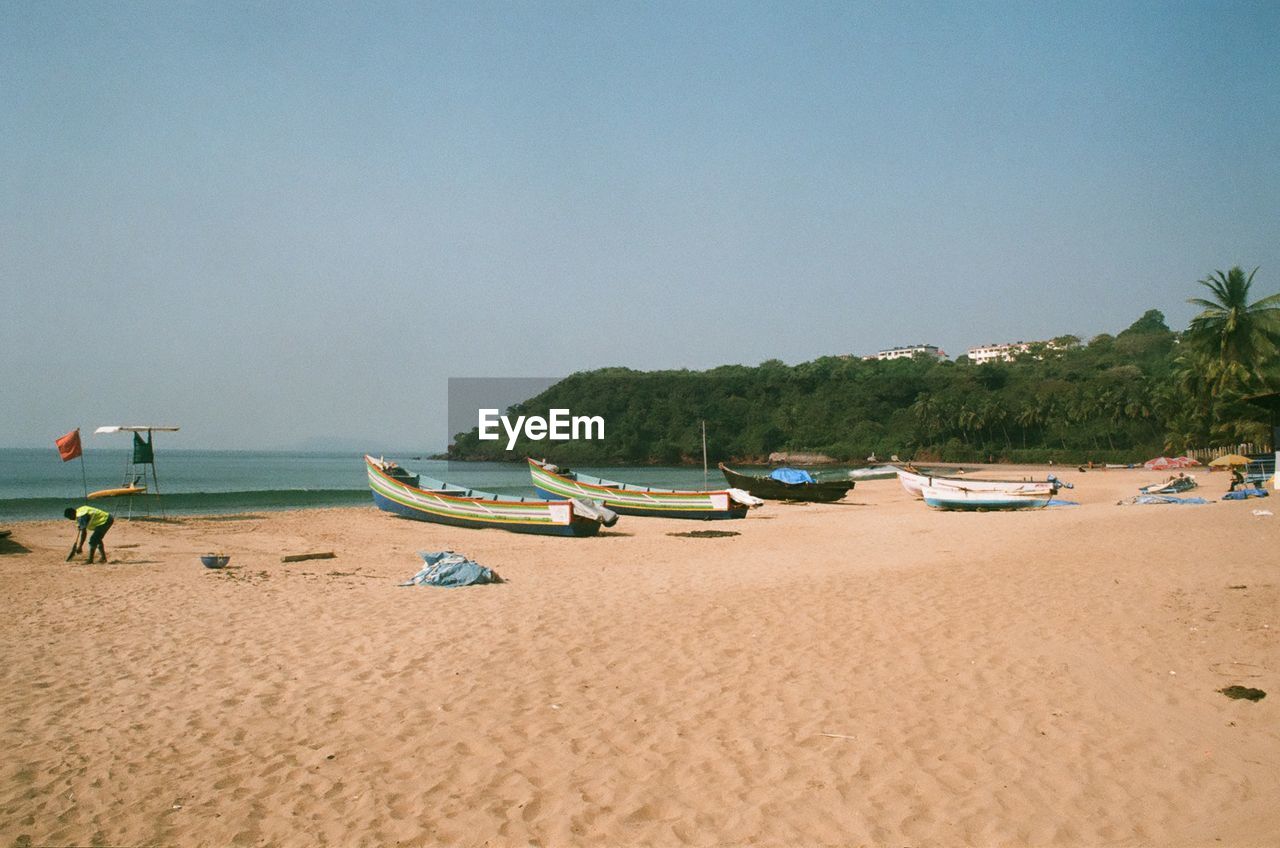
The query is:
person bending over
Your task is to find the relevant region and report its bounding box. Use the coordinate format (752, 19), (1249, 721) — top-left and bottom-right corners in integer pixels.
(64, 505), (113, 564)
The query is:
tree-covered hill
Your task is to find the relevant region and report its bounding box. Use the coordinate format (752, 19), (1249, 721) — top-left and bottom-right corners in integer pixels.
(449, 270), (1279, 465)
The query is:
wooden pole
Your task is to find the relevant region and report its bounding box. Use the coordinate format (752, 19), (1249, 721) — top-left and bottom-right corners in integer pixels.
(702, 420), (708, 490)
(149, 430), (165, 518)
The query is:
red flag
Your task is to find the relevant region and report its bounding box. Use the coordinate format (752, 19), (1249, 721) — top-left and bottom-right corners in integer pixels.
(56, 428), (82, 462)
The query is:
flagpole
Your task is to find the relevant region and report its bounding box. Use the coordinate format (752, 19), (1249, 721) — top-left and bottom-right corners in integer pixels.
(57, 428), (89, 499)
(702, 420), (708, 490)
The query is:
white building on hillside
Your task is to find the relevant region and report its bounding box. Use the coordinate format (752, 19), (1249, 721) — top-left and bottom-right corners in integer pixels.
(967, 339), (1065, 364)
(864, 344), (946, 361)
(968, 341), (1032, 364)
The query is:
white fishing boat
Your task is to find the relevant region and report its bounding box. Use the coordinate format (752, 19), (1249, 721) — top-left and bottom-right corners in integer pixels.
(921, 485), (1051, 511)
(896, 466), (1062, 499)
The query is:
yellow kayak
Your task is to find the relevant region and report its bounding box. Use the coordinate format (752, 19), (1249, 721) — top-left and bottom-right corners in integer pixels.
(88, 484), (147, 499)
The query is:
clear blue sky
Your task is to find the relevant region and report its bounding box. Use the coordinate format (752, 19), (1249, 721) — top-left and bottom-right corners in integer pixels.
(4, 1), (1278, 449)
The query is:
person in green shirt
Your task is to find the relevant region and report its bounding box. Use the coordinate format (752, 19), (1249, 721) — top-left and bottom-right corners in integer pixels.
(64, 505), (114, 564)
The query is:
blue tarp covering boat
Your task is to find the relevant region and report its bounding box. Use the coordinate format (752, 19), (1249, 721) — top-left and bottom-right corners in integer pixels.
(769, 467), (816, 485)
(718, 463), (852, 502)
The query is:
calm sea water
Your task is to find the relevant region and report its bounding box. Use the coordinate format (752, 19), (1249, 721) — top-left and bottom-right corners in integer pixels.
(0, 449), (731, 522)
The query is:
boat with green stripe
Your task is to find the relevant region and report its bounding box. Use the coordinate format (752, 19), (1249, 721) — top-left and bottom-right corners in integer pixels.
(528, 458), (762, 520)
(367, 456), (613, 536)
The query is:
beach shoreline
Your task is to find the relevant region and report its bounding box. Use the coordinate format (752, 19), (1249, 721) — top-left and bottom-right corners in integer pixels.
(3, 468), (1277, 846)
(0, 462), (1174, 526)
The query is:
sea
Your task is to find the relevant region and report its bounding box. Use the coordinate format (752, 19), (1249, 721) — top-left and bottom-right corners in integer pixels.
(0, 449), (730, 522)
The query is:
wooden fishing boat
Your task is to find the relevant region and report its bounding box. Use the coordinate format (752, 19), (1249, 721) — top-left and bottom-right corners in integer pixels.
(718, 463), (853, 502)
(366, 456), (613, 537)
(529, 458), (762, 520)
(896, 466), (1062, 499)
(88, 483), (148, 499)
(921, 485), (1051, 511)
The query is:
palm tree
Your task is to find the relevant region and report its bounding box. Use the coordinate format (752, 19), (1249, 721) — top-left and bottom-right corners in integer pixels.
(1186, 266), (1280, 386)
(1015, 404), (1040, 449)
(981, 398), (1012, 449)
(956, 402), (980, 447)
(909, 393), (940, 438)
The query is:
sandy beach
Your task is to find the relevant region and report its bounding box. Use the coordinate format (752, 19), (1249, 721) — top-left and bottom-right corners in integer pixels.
(2, 466), (1276, 847)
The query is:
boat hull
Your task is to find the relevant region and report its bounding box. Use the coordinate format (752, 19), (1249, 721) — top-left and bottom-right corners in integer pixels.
(367, 457), (602, 537)
(846, 465), (901, 481)
(922, 486), (1050, 511)
(897, 467), (1057, 499)
(371, 490), (600, 536)
(718, 464), (852, 503)
(530, 460), (752, 520)
(531, 485), (747, 519)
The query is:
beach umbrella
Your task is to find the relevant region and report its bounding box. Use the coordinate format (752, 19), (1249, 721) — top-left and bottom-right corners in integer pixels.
(1208, 454), (1250, 467)
(1145, 456), (1200, 470)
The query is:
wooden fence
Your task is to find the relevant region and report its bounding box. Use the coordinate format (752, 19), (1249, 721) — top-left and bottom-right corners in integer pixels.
(1186, 444), (1262, 462)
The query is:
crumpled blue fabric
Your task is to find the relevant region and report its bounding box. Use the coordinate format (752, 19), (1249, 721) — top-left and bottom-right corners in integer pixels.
(400, 551), (502, 587)
(1223, 488), (1269, 500)
(770, 467), (815, 485)
(1129, 494), (1208, 505)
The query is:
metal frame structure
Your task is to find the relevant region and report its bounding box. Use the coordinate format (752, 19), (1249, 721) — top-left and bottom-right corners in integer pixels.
(93, 425), (180, 517)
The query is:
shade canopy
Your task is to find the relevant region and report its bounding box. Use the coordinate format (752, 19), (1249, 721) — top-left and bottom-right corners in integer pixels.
(1208, 454), (1250, 467)
(1143, 456), (1201, 471)
(94, 425), (180, 434)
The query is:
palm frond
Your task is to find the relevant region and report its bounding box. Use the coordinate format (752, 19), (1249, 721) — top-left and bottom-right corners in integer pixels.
(1187, 298), (1224, 311)
(1248, 291), (1280, 309)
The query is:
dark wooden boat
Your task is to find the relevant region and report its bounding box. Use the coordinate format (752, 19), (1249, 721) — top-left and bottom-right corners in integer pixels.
(718, 463), (853, 502)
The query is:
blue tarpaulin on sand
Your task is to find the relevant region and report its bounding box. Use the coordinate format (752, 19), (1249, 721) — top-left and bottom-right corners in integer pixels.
(401, 551), (502, 587)
(1223, 488), (1270, 500)
(1046, 499), (1080, 507)
(770, 467), (815, 485)
(1128, 494), (1208, 505)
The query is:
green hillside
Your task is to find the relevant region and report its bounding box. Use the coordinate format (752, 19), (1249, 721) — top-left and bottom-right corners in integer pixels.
(449, 270), (1279, 465)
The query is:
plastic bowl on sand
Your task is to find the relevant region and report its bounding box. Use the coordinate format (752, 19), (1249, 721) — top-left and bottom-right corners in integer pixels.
(201, 554), (230, 569)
